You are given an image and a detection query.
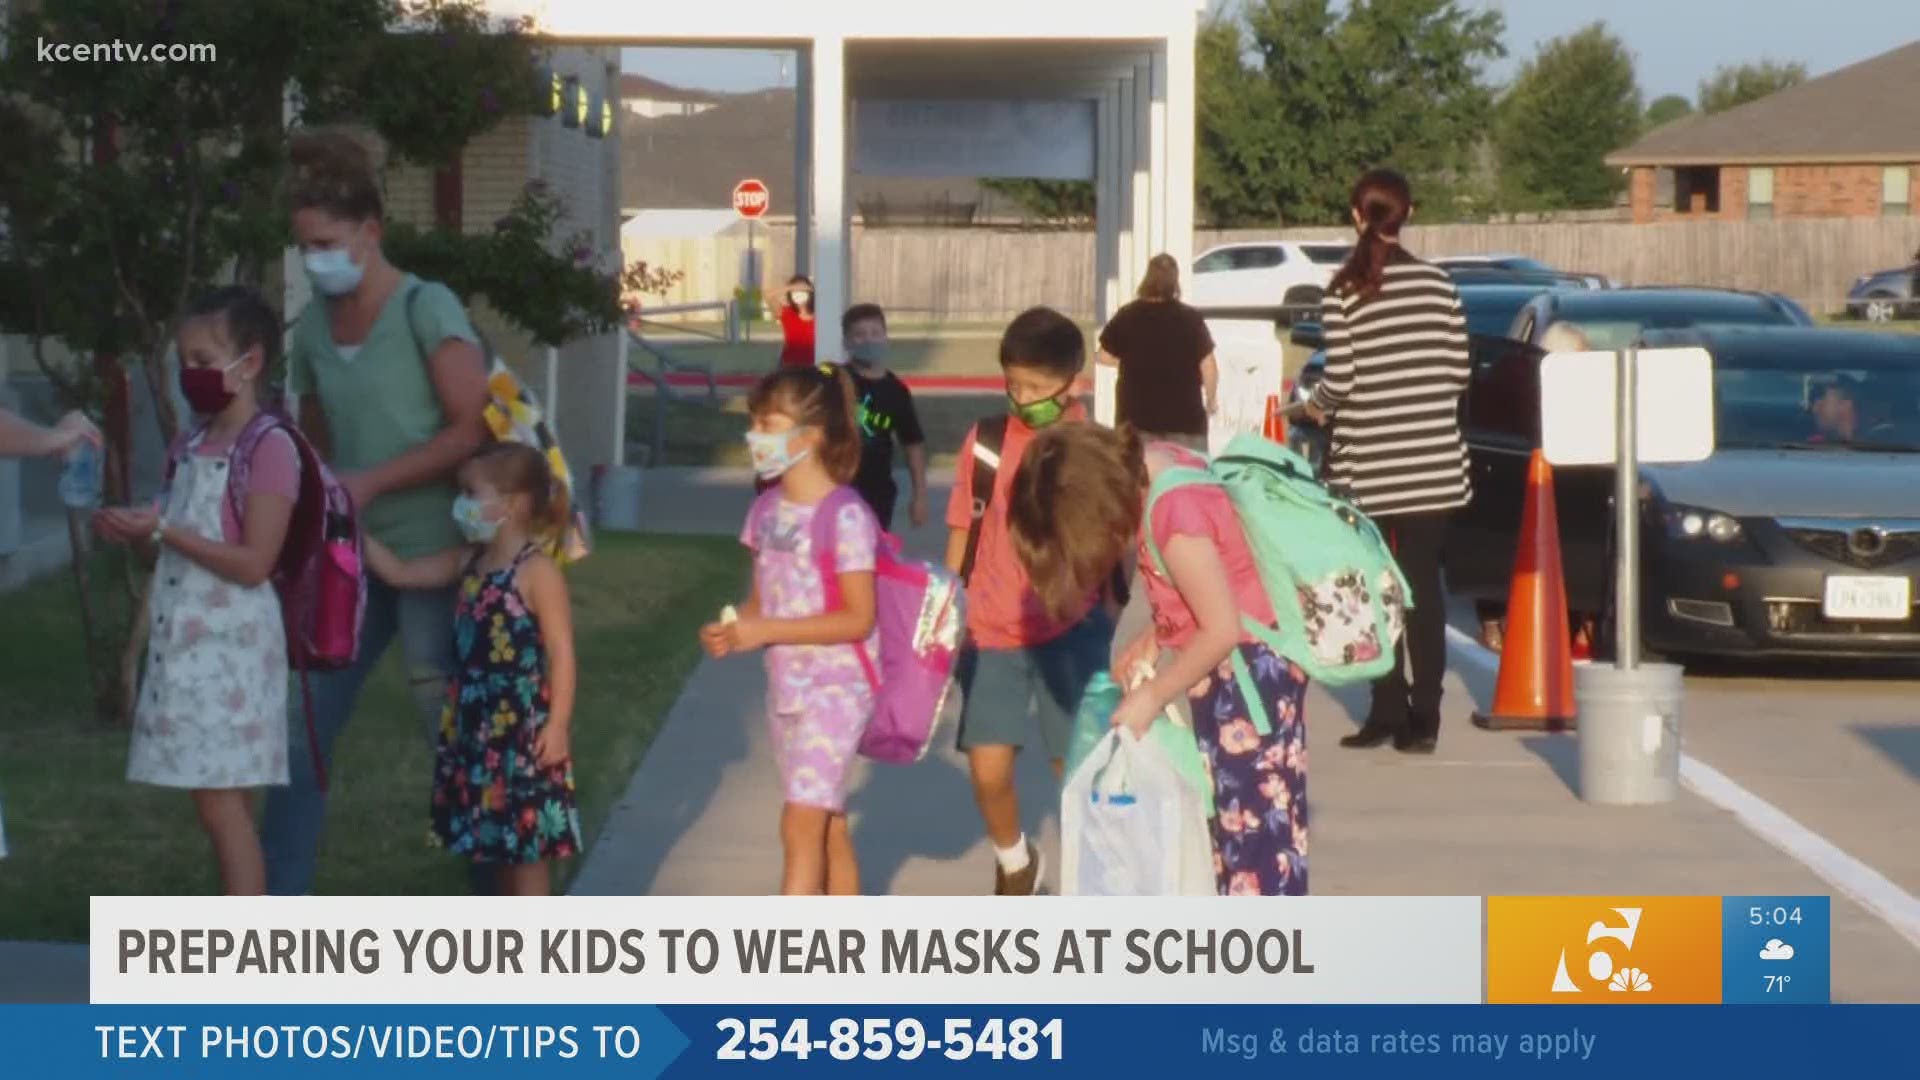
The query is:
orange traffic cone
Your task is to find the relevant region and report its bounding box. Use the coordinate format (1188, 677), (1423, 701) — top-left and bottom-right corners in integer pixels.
(1472, 449), (1578, 732)
(1264, 394), (1287, 442)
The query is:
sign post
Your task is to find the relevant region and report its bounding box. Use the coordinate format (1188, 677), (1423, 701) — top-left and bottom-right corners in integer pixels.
(1539, 345), (1717, 805)
(733, 179), (770, 343)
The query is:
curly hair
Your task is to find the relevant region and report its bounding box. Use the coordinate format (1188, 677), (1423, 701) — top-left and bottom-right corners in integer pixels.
(286, 126), (385, 222)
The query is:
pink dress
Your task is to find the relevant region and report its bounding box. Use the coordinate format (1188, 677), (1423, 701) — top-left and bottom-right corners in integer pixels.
(740, 491), (881, 811)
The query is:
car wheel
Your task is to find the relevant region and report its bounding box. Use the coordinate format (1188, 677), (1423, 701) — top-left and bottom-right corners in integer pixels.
(1862, 295), (1898, 323)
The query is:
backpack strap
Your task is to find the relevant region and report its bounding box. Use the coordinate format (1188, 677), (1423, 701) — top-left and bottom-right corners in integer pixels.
(958, 415), (1009, 585)
(808, 486), (880, 691)
(1140, 461), (1279, 737)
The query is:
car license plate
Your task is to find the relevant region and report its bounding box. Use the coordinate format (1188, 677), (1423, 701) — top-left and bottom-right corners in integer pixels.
(1822, 576), (1912, 621)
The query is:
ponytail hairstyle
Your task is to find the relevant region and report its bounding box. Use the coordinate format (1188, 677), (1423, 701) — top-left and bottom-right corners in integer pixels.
(1327, 168), (1413, 303)
(469, 443), (569, 541)
(746, 363), (862, 483)
(1007, 423), (1147, 622)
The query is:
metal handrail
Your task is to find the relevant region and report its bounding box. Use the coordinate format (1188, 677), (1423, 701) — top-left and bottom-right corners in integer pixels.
(624, 329), (721, 467)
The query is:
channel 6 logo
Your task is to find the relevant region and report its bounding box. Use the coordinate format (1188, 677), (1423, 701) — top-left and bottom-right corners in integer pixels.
(1486, 896), (1722, 1003)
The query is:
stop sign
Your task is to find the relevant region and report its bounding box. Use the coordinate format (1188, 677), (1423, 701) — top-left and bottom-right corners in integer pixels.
(733, 179), (770, 219)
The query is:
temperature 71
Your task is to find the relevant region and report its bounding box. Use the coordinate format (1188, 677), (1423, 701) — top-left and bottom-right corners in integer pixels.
(1764, 975), (1793, 993)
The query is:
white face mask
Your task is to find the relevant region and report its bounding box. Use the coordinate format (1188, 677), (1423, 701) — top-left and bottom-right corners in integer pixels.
(303, 244), (365, 297)
(790, 290), (811, 308)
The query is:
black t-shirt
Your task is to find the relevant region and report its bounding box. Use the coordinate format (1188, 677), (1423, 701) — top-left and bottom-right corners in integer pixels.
(1098, 299), (1215, 435)
(844, 364), (925, 517)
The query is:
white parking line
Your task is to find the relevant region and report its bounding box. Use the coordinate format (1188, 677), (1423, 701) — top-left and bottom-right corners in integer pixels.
(1445, 625), (1920, 953)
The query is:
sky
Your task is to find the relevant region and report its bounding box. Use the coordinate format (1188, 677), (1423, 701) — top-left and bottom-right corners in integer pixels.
(622, 1), (1920, 102)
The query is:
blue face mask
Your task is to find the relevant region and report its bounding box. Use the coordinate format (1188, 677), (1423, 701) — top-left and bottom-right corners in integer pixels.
(452, 494), (501, 544)
(744, 429), (810, 481)
(303, 246), (365, 297)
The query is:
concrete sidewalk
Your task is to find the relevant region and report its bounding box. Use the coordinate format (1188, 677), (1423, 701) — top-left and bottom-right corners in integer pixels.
(572, 468), (1920, 1001)
(11, 467), (1920, 1004)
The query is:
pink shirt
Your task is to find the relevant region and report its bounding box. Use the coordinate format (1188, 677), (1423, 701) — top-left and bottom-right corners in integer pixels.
(944, 405), (1100, 650)
(1138, 443), (1275, 649)
(193, 429), (301, 544)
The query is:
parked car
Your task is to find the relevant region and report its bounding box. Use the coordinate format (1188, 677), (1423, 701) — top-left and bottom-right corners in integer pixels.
(1503, 287), (1813, 351)
(1434, 254), (1616, 289)
(1187, 241), (1352, 309)
(1846, 259), (1920, 323)
(1629, 327), (1920, 658)
(1446, 321), (1920, 661)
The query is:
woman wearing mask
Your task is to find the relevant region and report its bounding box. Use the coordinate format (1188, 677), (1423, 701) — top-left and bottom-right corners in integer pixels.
(263, 126), (493, 895)
(1303, 168), (1471, 755)
(776, 276), (817, 370)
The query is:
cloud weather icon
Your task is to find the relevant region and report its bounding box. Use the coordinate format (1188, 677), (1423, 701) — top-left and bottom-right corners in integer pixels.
(1760, 939), (1795, 961)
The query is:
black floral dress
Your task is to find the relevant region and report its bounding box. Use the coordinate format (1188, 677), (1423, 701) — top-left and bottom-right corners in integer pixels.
(430, 545), (582, 864)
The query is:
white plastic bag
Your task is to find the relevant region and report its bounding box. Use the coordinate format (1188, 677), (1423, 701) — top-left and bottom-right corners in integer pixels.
(1061, 729), (1215, 896)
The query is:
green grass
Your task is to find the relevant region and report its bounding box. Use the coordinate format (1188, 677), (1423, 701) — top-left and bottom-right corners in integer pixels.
(627, 391), (1007, 469)
(635, 335), (1009, 379)
(0, 534), (746, 942)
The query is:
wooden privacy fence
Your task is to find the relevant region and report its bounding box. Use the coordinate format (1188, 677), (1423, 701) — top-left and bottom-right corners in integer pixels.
(627, 218), (1920, 323)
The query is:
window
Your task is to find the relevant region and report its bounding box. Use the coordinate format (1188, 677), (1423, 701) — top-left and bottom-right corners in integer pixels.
(1464, 337), (1544, 445)
(1231, 247), (1286, 270)
(1654, 168), (1677, 209)
(1747, 167), (1774, 221)
(1193, 251), (1233, 274)
(1676, 166), (1722, 214)
(1884, 166), (1911, 217)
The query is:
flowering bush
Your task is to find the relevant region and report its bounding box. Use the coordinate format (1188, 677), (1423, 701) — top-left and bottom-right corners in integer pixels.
(385, 181), (683, 348)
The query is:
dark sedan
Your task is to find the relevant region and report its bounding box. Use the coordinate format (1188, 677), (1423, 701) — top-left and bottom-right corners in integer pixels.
(1846, 258), (1920, 323)
(1631, 327), (1920, 659)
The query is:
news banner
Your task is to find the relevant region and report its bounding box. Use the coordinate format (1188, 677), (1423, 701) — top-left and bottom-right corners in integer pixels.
(4, 894), (1905, 1076)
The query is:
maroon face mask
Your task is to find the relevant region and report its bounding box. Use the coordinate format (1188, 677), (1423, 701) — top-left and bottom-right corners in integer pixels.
(179, 359), (239, 415)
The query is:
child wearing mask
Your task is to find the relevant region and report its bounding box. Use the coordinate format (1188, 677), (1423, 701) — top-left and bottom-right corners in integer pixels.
(95, 286), (300, 895)
(943, 307), (1114, 895)
(838, 303), (927, 531)
(702, 365), (879, 895)
(364, 443), (582, 896)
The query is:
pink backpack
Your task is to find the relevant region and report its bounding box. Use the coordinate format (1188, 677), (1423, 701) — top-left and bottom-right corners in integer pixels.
(800, 487), (966, 764)
(165, 410), (367, 788)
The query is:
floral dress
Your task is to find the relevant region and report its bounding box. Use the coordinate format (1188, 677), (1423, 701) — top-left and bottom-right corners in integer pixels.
(431, 545), (582, 863)
(128, 435), (289, 790)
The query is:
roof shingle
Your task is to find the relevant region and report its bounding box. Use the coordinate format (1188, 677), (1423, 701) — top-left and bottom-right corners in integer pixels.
(1607, 41), (1920, 166)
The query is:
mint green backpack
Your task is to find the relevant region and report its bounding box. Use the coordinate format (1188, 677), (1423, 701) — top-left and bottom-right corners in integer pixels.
(1142, 433), (1412, 735)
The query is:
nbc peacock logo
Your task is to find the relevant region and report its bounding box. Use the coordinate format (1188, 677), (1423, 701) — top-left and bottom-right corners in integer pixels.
(1486, 896), (1722, 1004)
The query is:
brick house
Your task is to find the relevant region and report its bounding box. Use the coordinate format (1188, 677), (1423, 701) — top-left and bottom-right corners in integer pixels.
(1608, 41), (1920, 223)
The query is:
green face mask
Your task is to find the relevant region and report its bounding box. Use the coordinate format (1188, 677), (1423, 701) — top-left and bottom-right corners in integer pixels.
(1009, 391), (1068, 428)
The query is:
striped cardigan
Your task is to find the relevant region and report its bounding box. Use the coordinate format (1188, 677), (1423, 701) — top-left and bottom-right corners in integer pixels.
(1308, 253), (1474, 518)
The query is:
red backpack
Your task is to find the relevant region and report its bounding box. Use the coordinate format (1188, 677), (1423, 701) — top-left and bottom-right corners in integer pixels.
(163, 410), (366, 788)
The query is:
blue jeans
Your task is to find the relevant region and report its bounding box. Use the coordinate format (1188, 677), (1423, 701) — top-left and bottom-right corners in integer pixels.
(260, 578), (473, 895)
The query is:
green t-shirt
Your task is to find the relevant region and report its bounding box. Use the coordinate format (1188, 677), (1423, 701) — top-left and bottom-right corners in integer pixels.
(287, 275), (479, 559)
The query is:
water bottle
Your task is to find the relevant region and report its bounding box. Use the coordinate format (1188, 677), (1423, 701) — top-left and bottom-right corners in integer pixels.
(58, 439), (102, 510)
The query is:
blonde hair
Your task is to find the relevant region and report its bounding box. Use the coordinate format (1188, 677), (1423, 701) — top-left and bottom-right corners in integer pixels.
(470, 443), (568, 540)
(1007, 424), (1147, 622)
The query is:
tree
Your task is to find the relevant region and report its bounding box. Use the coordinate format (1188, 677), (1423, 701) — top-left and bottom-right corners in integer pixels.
(1493, 22), (1642, 211)
(1698, 59), (1807, 114)
(1644, 94), (1695, 130)
(0, 0), (664, 720)
(1196, 0), (1507, 226)
(976, 179), (1095, 226)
